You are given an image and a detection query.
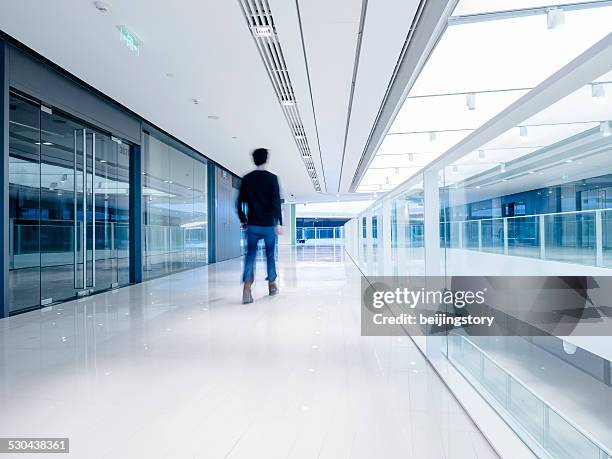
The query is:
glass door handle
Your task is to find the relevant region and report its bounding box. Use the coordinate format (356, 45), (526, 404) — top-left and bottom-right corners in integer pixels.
(91, 132), (96, 288)
(82, 129), (87, 290)
(73, 129), (79, 289)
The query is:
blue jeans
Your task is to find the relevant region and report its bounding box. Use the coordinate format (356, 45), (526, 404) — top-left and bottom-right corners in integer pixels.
(242, 225), (277, 283)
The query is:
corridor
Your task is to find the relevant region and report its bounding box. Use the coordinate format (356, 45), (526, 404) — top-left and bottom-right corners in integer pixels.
(0, 246), (496, 459)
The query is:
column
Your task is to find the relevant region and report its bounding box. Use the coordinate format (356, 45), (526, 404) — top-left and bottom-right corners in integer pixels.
(382, 198), (393, 275)
(423, 168), (441, 276)
(129, 143), (143, 284)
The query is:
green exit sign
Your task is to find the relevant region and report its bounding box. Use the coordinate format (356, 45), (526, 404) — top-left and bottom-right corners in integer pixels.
(117, 25), (142, 56)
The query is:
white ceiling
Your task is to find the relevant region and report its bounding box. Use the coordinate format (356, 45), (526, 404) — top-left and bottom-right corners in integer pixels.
(0, 0), (420, 202)
(358, 0), (612, 194)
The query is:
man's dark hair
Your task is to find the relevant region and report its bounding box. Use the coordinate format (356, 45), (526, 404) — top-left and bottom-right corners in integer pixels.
(252, 148), (268, 166)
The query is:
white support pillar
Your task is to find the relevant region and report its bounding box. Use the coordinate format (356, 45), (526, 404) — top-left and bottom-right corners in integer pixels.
(366, 209), (373, 272)
(382, 198), (393, 275)
(595, 209), (603, 266)
(424, 168), (441, 276)
(539, 214), (546, 259)
(503, 218), (509, 255)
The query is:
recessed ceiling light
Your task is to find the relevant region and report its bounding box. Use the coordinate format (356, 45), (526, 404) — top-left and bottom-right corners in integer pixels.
(528, 170), (535, 174)
(547, 7), (565, 29)
(252, 26), (273, 37)
(465, 93), (476, 110)
(43, 141), (53, 146)
(231, 136), (238, 139)
(166, 72), (175, 78)
(281, 99), (295, 106)
(296, 134), (305, 140)
(207, 115), (219, 120)
(564, 159), (573, 163)
(100, 159), (107, 163)
(591, 83), (606, 100)
(502, 178), (508, 182)
(192, 98), (199, 105)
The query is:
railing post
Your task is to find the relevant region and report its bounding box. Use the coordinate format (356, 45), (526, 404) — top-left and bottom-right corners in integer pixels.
(595, 209), (603, 266)
(503, 218), (509, 255)
(539, 214), (546, 260)
(477, 220), (482, 251)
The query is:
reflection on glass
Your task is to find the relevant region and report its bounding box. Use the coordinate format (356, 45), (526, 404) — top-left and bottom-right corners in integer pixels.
(8, 92), (132, 313)
(142, 132), (208, 279)
(9, 94), (41, 312)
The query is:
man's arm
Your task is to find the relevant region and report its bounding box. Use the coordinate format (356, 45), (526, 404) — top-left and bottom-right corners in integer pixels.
(236, 177), (247, 226)
(273, 176), (282, 226)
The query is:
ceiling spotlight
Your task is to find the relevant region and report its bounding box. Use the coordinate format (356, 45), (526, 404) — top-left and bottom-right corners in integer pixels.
(519, 126), (528, 139)
(43, 141), (53, 146)
(207, 115), (220, 120)
(192, 98), (199, 105)
(99, 159), (107, 163)
(408, 153), (414, 162)
(547, 7), (565, 29)
(93, 1), (111, 13)
(466, 93), (476, 110)
(591, 83), (606, 101)
(528, 170), (535, 174)
(478, 150), (485, 160)
(429, 131), (437, 142)
(252, 26), (273, 37)
(565, 159), (573, 163)
(165, 72), (174, 78)
(502, 178), (508, 182)
(296, 134), (305, 140)
(600, 121), (611, 137)
(281, 99), (295, 106)
(476, 185), (481, 189)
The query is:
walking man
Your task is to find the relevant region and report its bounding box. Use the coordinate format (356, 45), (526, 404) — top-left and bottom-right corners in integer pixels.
(237, 148), (283, 304)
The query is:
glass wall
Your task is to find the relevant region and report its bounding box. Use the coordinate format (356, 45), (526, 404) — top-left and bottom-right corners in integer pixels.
(347, 1), (612, 457)
(8, 92), (131, 313)
(142, 132), (208, 279)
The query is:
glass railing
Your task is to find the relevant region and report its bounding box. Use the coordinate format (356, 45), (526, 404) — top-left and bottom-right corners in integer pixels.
(296, 226), (344, 244)
(442, 209), (612, 268)
(448, 335), (612, 459)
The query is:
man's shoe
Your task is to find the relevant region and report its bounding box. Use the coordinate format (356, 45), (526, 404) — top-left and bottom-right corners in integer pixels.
(268, 282), (279, 296)
(242, 283), (254, 304)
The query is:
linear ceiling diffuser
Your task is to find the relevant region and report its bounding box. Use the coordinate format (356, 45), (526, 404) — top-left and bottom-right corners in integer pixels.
(238, 0), (322, 192)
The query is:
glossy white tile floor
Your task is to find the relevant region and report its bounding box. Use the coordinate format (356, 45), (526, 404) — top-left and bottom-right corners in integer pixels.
(0, 245), (497, 459)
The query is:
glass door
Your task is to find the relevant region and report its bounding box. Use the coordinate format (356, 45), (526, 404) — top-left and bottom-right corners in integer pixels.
(8, 92), (131, 313)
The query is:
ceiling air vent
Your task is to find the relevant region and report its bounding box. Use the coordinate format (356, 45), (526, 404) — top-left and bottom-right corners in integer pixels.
(238, 0), (322, 192)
